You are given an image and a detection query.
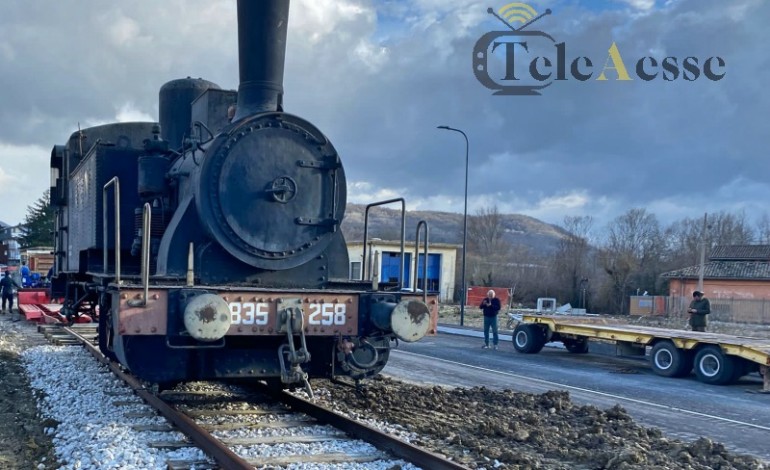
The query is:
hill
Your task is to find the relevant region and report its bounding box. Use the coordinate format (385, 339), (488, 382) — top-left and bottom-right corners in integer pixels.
(341, 204), (568, 254)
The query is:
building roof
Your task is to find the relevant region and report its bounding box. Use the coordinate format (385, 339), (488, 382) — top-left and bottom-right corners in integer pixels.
(709, 244), (770, 261)
(347, 240), (462, 249)
(661, 245), (770, 281)
(661, 260), (770, 281)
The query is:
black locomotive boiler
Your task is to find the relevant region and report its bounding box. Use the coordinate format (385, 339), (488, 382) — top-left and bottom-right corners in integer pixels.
(49, 0), (436, 391)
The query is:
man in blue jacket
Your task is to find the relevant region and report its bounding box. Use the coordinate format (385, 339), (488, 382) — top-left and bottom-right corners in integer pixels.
(480, 290), (502, 349)
(1, 270), (20, 314)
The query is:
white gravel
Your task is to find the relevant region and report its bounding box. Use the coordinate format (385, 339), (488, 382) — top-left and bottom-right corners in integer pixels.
(20, 336), (424, 469)
(22, 344), (207, 469)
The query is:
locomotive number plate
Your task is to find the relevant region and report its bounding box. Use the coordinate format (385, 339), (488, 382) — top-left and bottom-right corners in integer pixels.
(228, 302), (270, 326)
(223, 294), (358, 335)
(307, 303), (347, 326)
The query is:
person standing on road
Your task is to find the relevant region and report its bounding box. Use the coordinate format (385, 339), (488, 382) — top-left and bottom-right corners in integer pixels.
(480, 289), (501, 349)
(1, 270), (20, 315)
(687, 290), (710, 332)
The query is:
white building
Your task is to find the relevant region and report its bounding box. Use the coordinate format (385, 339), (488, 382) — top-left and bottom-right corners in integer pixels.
(0, 222), (22, 266)
(345, 239), (459, 302)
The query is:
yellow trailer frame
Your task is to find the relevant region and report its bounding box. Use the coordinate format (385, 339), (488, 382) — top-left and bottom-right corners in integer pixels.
(516, 315), (770, 391)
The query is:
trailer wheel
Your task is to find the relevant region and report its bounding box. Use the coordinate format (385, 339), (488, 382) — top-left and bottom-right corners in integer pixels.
(729, 357), (751, 383)
(650, 341), (692, 378)
(512, 324), (546, 354)
(563, 338), (589, 354)
(694, 345), (737, 385)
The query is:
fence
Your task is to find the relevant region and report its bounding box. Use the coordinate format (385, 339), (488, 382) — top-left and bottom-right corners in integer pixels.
(630, 295), (770, 325)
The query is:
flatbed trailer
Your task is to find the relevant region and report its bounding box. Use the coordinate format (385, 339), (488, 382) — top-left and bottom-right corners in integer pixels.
(512, 315), (770, 391)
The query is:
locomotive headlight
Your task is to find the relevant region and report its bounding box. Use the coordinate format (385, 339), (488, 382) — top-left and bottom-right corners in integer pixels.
(183, 293), (232, 342)
(390, 300), (431, 343)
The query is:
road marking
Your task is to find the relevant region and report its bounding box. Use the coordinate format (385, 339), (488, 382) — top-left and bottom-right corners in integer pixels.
(393, 349), (770, 432)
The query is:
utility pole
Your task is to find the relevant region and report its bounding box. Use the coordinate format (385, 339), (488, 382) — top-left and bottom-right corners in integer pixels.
(697, 212), (708, 292)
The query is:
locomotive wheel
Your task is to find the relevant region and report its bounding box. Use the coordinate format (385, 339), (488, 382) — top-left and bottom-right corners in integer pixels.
(694, 345), (737, 385)
(563, 338), (589, 354)
(512, 323), (546, 354)
(650, 341), (692, 378)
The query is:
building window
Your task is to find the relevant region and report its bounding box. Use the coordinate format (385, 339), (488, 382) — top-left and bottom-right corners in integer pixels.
(350, 261), (361, 280)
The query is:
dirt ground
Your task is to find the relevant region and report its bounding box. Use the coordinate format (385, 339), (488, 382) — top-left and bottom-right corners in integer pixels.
(0, 313), (58, 470)
(313, 375), (766, 470)
(2, 306), (769, 470)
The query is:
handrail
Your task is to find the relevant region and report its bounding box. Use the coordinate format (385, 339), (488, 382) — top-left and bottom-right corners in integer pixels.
(102, 177), (121, 284)
(129, 203), (152, 308)
(142, 203), (151, 301)
(362, 198), (406, 288)
(413, 220), (429, 304)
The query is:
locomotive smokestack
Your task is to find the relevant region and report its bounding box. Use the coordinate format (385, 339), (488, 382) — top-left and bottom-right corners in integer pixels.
(232, 0), (290, 121)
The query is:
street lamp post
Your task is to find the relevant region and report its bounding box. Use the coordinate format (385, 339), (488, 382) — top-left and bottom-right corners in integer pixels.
(437, 125), (469, 326)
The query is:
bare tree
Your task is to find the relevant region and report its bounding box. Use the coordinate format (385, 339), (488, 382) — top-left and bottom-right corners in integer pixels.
(549, 216), (594, 308)
(756, 212), (770, 244)
(598, 208), (663, 314)
(663, 211), (755, 272)
(465, 205), (510, 286)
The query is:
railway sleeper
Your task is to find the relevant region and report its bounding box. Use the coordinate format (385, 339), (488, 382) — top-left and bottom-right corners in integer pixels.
(167, 452), (387, 470)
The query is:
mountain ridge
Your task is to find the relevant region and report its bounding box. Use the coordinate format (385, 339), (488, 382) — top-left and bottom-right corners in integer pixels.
(341, 203), (569, 254)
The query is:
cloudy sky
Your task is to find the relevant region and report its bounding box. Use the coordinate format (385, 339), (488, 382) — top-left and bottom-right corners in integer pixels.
(0, 0), (766, 233)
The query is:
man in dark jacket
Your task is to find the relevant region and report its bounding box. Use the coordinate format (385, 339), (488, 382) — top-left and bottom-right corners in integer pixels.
(687, 290), (710, 332)
(1, 270), (20, 314)
(479, 290), (502, 349)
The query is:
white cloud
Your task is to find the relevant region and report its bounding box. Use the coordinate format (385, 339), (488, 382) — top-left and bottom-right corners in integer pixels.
(620, 0), (657, 10)
(115, 103), (155, 123)
(0, 0), (766, 235)
(0, 142), (50, 225)
(347, 181), (406, 204)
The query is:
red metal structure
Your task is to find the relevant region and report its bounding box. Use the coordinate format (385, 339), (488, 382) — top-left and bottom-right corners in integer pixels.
(17, 288), (93, 324)
(467, 286), (511, 309)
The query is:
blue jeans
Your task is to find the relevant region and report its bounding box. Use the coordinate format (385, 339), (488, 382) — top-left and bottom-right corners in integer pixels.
(483, 315), (499, 346)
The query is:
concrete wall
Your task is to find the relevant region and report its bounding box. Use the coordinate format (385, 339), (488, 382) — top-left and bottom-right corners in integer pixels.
(668, 279), (770, 300)
(668, 279), (770, 324)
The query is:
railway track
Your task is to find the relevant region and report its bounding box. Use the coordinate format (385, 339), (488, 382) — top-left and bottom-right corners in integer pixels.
(36, 323), (467, 470)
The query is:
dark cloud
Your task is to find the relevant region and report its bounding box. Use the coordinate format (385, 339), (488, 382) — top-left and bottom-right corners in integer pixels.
(0, 0), (766, 232)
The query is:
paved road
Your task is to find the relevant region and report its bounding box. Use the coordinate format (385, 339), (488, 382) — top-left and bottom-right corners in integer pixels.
(381, 326), (770, 462)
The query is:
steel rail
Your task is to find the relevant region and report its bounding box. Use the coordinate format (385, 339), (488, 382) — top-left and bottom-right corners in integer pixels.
(63, 326), (255, 470)
(54, 325), (468, 469)
(263, 385), (470, 470)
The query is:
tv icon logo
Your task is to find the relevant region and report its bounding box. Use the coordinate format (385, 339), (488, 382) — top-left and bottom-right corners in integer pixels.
(473, 3), (726, 96)
(473, 2), (554, 96)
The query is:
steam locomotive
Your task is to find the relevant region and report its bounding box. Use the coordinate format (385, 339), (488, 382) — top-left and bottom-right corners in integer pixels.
(49, 0), (436, 392)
